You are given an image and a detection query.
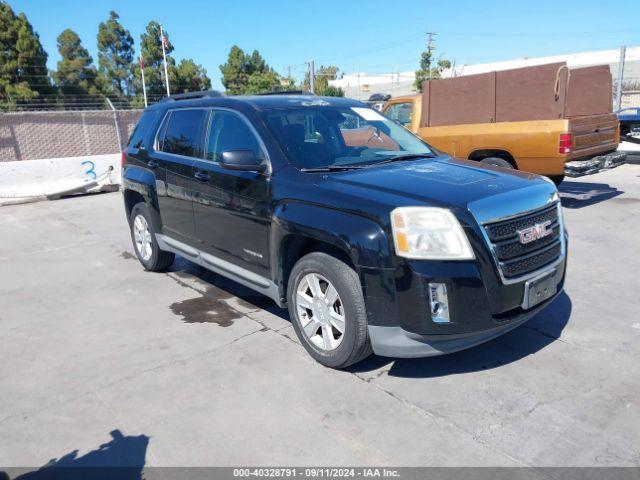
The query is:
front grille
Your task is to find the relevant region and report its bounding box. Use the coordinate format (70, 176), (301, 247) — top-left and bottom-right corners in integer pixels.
(483, 203), (563, 279)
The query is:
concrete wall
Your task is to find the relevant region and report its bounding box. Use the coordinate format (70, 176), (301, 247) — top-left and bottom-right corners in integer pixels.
(0, 110), (142, 162)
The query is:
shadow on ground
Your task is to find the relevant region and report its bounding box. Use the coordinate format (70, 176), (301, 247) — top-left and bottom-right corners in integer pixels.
(2, 430), (148, 480)
(350, 291), (572, 379)
(559, 181), (623, 208)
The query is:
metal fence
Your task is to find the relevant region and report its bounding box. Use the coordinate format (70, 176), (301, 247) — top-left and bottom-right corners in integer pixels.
(0, 109), (142, 162)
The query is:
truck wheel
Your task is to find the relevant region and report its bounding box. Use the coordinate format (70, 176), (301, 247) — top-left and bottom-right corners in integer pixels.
(287, 252), (372, 368)
(548, 175), (565, 186)
(480, 157), (514, 169)
(129, 203), (175, 272)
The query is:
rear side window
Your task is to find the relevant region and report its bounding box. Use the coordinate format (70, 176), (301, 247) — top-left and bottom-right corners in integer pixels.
(160, 109), (206, 157)
(128, 110), (159, 148)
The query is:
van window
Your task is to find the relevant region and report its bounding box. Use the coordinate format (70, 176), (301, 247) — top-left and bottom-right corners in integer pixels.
(128, 110), (159, 148)
(161, 109), (206, 157)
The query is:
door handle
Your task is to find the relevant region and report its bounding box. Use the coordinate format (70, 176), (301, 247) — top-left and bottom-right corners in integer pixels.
(194, 171), (210, 181)
(147, 160), (159, 169)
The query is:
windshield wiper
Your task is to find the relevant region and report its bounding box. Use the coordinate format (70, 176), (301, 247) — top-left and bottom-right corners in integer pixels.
(300, 164), (368, 172)
(368, 153), (435, 166)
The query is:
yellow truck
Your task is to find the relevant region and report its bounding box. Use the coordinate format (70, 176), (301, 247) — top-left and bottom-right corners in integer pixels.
(382, 63), (625, 184)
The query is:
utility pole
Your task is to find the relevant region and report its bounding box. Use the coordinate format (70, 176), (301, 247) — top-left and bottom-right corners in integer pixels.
(426, 32), (437, 80)
(615, 45), (626, 111)
(286, 65), (292, 86)
(309, 60), (315, 94)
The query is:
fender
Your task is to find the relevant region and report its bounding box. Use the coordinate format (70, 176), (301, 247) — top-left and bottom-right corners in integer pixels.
(271, 201), (393, 270)
(122, 165), (162, 227)
(270, 201), (398, 324)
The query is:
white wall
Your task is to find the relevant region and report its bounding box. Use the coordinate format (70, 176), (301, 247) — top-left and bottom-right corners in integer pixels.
(0, 153), (120, 205)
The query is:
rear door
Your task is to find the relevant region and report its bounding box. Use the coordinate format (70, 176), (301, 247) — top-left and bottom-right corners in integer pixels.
(151, 108), (207, 243)
(191, 108), (271, 277)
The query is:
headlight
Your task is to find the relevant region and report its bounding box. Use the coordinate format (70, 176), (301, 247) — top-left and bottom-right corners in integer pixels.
(391, 207), (475, 260)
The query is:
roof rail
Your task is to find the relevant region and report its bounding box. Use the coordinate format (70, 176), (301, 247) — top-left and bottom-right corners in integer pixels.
(255, 90), (313, 96)
(158, 90), (224, 103)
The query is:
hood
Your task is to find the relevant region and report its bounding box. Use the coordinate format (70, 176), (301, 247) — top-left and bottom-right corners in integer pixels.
(322, 156), (558, 221)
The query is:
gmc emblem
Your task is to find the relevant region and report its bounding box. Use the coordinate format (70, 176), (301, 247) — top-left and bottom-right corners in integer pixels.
(517, 220), (553, 244)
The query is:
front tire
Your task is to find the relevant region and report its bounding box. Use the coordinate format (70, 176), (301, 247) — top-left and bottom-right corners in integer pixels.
(287, 252), (372, 368)
(129, 203), (174, 271)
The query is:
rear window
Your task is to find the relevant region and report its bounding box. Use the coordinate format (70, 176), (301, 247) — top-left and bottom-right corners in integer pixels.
(128, 110), (159, 148)
(160, 109), (206, 157)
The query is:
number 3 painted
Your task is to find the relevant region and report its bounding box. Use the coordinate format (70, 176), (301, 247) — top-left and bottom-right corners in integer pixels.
(82, 160), (96, 180)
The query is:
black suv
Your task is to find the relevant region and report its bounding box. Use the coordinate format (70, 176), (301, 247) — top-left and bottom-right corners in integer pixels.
(122, 92), (567, 368)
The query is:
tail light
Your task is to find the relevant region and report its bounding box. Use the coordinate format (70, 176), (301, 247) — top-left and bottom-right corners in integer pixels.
(559, 133), (572, 154)
(121, 150), (126, 168)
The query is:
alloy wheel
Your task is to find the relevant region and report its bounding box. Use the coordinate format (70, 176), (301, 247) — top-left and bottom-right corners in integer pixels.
(133, 214), (153, 261)
(295, 273), (346, 351)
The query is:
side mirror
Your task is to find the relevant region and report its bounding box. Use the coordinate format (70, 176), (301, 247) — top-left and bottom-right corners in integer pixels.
(220, 149), (266, 173)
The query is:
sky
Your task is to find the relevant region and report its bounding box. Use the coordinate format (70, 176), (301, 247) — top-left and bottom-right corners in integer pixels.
(9, 0), (640, 90)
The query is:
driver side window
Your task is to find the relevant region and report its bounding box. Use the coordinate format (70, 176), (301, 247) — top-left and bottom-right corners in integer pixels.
(204, 110), (264, 163)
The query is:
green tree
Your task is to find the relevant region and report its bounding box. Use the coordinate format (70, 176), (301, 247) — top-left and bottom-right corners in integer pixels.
(414, 49), (452, 92)
(53, 29), (102, 97)
(175, 58), (211, 93)
(302, 65), (343, 96)
(322, 85), (344, 97)
(0, 1), (53, 107)
(220, 45), (280, 95)
(97, 11), (134, 97)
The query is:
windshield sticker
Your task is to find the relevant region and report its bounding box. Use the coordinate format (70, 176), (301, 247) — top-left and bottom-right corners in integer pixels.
(351, 107), (388, 122)
(293, 99), (330, 107)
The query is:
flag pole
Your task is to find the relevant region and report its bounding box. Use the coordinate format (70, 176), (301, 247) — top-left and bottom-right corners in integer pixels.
(139, 56), (148, 107)
(159, 24), (170, 97)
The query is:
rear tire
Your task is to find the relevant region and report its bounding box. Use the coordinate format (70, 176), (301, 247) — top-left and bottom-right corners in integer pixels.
(287, 252), (372, 368)
(129, 203), (175, 272)
(479, 157), (514, 169)
(549, 175), (565, 186)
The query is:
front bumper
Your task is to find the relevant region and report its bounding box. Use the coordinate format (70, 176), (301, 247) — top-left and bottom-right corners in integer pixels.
(369, 309), (538, 358)
(368, 289), (558, 358)
(361, 241), (567, 358)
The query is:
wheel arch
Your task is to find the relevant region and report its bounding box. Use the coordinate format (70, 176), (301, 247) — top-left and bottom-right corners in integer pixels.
(468, 149), (518, 168)
(122, 165), (162, 228)
(271, 202), (394, 304)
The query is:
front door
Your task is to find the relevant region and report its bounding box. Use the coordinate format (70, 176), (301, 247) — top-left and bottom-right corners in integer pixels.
(152, 108), (206, 243)
(191, 109), (271, 277)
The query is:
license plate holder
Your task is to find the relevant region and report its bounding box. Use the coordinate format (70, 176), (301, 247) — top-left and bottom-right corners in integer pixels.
(522, 270), (557, 310)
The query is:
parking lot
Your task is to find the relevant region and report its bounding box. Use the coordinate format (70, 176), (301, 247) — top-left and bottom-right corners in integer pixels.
(1, 165), (639, 468)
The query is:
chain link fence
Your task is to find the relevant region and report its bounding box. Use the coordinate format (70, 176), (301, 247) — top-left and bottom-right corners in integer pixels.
(0, 109), (142, 162)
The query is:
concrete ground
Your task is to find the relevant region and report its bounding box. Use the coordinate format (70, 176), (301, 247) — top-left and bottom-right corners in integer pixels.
(0, 165), (639, 468)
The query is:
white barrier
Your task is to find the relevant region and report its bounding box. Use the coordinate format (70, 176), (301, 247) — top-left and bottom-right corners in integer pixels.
(0, 154), (121, 206)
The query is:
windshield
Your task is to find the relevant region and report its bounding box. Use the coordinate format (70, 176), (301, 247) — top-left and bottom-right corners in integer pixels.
(261, 105), (433, 170)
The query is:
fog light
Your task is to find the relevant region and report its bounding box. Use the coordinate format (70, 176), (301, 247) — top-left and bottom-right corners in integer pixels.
(428, 283), (450, 324)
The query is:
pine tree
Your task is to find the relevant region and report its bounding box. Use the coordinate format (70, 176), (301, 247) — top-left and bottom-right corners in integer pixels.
(175, 58), (211, 93)
(0, 1), (53, 107)
(220, 46), (280, 95)
(97, 11), (134, 97)
(53, 29), (101, 98)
